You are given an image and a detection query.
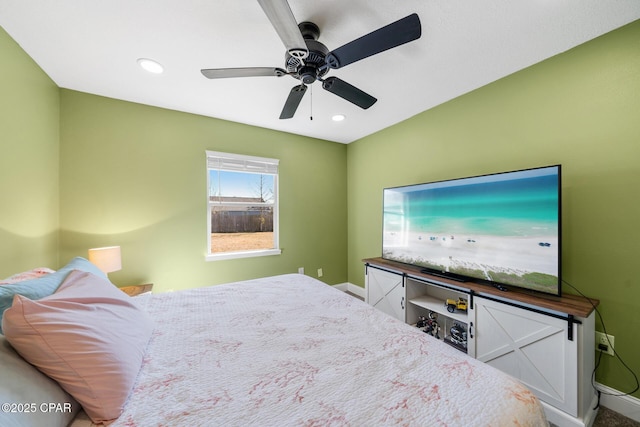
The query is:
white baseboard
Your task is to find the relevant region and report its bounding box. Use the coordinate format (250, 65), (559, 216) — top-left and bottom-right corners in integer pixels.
(333, 282), (366, 299)
(347, 282), (365, 298)
(595, 382), (640, 422)
(332, 283), (348, 291)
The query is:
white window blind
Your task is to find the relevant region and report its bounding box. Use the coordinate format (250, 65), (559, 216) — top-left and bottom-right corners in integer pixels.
(206, 151), (278, 174)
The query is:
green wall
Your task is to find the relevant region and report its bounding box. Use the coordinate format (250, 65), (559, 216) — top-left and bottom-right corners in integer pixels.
(59, 91), (347, 291)
(0, 27), (60, 277)
(347, 20), (640, 397)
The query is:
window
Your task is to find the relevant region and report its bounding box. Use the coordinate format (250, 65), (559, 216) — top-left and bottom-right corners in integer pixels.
(206, 151), (280, 260)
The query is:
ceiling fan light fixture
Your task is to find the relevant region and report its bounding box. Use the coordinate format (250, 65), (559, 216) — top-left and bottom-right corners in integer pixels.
(332, 114), (346, 122)
(137, 58), (164, 74)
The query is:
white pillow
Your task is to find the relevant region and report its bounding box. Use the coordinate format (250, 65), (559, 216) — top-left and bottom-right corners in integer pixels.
(0, 336), (80, 427)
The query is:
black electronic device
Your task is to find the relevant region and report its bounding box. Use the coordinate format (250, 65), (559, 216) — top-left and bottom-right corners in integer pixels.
(382, 165), (562, 296)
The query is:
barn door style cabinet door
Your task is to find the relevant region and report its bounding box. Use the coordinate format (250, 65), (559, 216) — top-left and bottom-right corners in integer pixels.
(363, 258), (598, 427)
(365, 264), (405, 322)
(474, 296), (580, 417)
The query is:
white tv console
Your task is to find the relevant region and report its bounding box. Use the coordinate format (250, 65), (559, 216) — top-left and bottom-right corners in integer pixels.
(364, 257), (599, 427)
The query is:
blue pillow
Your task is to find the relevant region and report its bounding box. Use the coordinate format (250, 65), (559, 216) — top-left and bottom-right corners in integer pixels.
(0, 257), (106, 334)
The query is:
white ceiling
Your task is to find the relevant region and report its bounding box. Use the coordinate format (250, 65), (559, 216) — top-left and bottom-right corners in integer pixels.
(1, 1), (639, 143)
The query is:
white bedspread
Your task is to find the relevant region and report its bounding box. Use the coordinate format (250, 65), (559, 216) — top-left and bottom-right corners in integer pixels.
(88, 274), (547, 426)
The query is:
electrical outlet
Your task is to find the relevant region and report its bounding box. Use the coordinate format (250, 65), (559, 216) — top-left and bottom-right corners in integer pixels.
(298, 267), (304, 275)
(317, 268), (323, 278)
(595, 331), (615, 356)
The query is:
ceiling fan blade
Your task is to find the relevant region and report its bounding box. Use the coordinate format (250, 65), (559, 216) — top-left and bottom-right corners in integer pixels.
(257, 0), (308, 60)
(322, 77), (377, 109)
(201, 67), (286, 79)
(279, 84), (307, 119)
(325, 13), (421, 69)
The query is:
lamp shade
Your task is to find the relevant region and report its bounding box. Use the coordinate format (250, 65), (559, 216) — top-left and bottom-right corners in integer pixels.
(88, 246), (122, 274)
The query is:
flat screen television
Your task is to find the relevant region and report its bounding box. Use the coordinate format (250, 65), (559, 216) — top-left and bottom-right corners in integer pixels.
(382, 165), (561, 295)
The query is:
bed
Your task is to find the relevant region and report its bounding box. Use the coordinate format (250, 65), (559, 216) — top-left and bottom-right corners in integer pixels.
(1, 258), (547, 426)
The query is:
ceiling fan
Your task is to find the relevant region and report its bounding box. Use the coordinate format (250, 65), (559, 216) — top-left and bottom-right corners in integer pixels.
(201, 0), (421, 119)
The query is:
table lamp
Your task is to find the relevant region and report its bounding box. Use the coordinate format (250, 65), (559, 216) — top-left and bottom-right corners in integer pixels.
(88, 246), (122, 275)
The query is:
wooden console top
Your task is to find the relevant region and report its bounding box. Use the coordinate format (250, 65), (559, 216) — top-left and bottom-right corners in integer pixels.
(364, 257), (598, 318)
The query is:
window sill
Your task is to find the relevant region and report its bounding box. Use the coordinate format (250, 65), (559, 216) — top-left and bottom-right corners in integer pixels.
(205, 248), (281, 262)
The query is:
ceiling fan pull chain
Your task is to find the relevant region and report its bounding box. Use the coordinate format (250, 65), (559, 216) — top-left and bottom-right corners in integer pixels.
(309, 84), (313, 121)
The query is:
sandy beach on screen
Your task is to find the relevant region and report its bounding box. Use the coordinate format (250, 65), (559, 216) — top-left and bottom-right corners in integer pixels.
(384, 231), (558, 279)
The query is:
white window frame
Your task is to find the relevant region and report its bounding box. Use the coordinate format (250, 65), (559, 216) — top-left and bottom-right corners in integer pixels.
(206, 150), (281, 261)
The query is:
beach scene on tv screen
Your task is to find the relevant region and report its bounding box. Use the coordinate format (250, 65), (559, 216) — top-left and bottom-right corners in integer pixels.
(383, 167), (559, 294)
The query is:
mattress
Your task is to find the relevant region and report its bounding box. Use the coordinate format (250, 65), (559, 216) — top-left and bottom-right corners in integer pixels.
(74, 273), (547, 426)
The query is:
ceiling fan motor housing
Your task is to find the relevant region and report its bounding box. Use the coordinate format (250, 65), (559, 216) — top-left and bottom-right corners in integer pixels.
(285, 23), (329, 84)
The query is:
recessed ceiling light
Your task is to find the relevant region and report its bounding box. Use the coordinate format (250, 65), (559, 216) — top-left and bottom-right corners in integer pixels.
(332, 114), (346, 122)
(137, 58), (164, 74)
